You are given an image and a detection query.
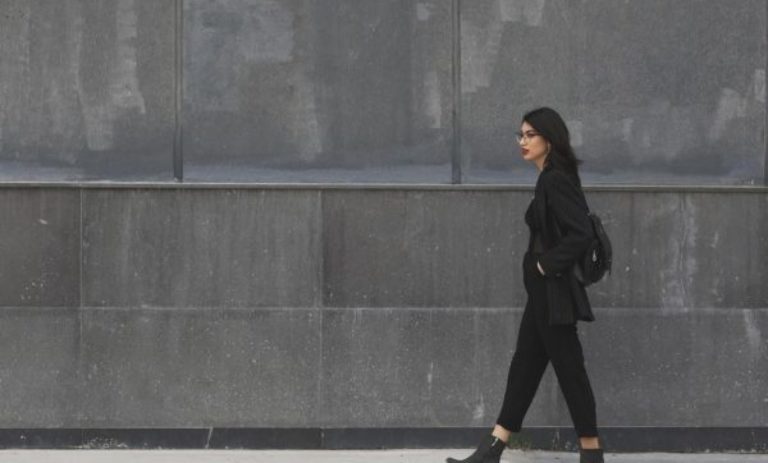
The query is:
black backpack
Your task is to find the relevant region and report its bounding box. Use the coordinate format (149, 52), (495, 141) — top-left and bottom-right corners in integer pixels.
(571, 211), (613, 286)
(544, 172), (613, 286)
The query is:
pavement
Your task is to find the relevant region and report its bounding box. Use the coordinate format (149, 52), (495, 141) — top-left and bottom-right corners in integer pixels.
(0, 450), (765, 462)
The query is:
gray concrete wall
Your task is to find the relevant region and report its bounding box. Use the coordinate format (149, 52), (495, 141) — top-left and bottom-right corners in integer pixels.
(0, 185), (765, 430)
(0, 1), (765, 184)
(0, 0), (767, 448)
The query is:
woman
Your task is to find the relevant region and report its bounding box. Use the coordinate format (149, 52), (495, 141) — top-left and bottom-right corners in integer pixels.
(446, 108), (604, 463)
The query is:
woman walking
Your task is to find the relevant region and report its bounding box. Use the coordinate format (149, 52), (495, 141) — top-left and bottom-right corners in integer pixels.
(447, 108), (604, 463)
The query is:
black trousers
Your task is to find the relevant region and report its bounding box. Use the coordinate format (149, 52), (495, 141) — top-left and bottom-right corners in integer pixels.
(496, 251), (598, 437)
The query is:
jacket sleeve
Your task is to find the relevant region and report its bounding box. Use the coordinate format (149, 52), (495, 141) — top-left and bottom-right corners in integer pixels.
(537, 170), (593, 277)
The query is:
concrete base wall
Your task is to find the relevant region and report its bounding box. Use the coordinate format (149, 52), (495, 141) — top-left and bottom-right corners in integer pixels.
(0, 185), (765, 448)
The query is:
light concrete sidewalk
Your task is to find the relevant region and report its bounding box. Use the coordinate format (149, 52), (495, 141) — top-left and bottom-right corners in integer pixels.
(0, 450), (765, 463)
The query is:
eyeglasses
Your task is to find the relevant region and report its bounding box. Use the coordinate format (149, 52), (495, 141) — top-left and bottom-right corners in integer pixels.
(515, 131), (541, 143)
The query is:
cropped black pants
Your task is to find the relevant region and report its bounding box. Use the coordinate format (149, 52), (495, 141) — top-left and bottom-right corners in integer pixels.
(496, 251), (598, 437)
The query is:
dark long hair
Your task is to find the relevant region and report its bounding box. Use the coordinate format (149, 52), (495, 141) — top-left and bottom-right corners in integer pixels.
(522, 107), (583, 186)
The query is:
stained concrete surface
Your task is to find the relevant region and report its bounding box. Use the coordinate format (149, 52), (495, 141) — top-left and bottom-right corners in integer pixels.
(4, 1), (763, 183)
(0, 189), (80, 306)
(82, 189), (322, 308)
(183, 0), (453, 182)
(0, 0), (175, 180)
(462, 0), (767, 185)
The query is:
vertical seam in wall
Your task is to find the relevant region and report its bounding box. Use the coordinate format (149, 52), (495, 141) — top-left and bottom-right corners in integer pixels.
(79, 188), (84, 309)
(451, 0), (462, 184)
(315, 190), (324, 427)
(764, 0), (768, 185)
(173, 0), (184, 181)
(78, 188), (85, 425)
(317, 307), (325, 429)
(317, 191), (323, 309)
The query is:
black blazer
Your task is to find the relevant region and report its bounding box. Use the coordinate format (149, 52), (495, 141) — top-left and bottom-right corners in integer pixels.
(531, 165), (595, 325)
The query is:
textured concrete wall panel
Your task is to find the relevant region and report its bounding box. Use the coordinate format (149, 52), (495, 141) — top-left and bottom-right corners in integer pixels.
(0, 0), (175, 180)
(321, 308), (523, 427)
(0, 189), (80, 307)
(586, 191), (768, 309)
(322, 190), (528, 307)
(82, 189), (322, 308)
(77, 307), (321, 427)
(583, 308), (768, 427)
(462, 0), (767, 184)
(183, 0), (453, 182)
(0, 308), (80, 427)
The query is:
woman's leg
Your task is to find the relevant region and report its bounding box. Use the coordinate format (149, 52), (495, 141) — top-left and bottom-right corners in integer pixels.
(491, 424), (512, 442)
(537, 321), (600, 447)
(495, 302), (550, 435)
(446, 252), (556, 463)
(445, 302), (550, 463)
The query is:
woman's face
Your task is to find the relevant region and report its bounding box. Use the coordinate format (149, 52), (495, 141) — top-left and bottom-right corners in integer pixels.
(518, 121), (550, 169)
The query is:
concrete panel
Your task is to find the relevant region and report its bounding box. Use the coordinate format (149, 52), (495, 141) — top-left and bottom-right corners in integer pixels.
(0, 0), (175, 180)
(585, 190), (768, 309)
(82, 189), (321, 308)
(78, 307), (321, 427)
(583, 307), (768, 427)
(319, 306), (767, 429)
(183, 0), (453, 182)
(0, 308), (80, 427)
(0, 189), (80, 307)
(322, 190), (528, 307)
(319, 307), (566, 427)
(461, 0), (766, 185)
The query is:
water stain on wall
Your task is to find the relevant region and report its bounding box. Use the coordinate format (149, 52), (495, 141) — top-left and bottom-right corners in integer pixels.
(424, 70), (442, 129)
(657, 196), (698, 311)
(754, 69), (766, 104)
(79, 0), (147, 152)
(462, 0), (547, 93)
(1, 0), (149, 158)
(186, 0), (323, 161)
(498, 0), (546, 26)
(187, 0), (296, 112)
(416, 2), (432, 22)
(709, 88), (748, 143)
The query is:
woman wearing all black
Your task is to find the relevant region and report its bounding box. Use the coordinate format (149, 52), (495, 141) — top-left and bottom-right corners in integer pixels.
(446, 108), (605, 463)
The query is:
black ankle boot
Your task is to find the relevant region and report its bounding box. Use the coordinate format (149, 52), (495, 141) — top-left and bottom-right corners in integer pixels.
(446, 434), (506, 463)
(580, 448), (604, 463)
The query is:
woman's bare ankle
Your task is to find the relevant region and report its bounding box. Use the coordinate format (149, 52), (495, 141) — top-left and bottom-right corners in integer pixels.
(579, 436), (601, 449)
(491, 424), (512, 444)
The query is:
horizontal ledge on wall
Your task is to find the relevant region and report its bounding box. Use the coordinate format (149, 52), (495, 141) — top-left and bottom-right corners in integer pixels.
(0, 181), (766, 193)
(0, 427), (765, 452)
(1, 307), (767, 312)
